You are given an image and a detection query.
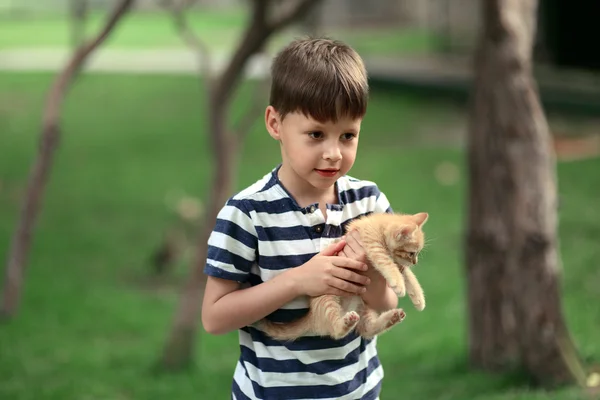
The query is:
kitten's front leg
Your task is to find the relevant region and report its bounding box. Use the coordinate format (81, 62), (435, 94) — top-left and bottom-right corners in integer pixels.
(402, 268), (426, 311)
(364, 244), (405, 296)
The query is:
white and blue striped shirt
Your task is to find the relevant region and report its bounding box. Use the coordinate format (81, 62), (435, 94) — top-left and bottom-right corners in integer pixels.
(204, 165), (393, 400)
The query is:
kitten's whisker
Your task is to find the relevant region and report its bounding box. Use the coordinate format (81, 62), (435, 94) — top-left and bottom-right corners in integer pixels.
(424, 236), (438, 244)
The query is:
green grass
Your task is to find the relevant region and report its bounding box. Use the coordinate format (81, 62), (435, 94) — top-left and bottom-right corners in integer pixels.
(0, 72), (598, 399)
(0, 8), (441, 56)
(0, 8), (246, 50)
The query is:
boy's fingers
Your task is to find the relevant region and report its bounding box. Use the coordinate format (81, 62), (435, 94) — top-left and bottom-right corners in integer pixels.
(344, 231), (366, 260)
(330, 288), (357, 297)
(340, 245), (356, 259)
(331, 278), (367, 295)
(334, 257), (367, 271)
(344, 230), (358, 243)
(332, 268), (370, 286)
(320, 239), (346, 256)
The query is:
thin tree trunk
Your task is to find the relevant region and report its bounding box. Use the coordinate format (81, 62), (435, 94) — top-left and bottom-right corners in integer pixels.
(0, 0), (134, 319)
(156, 99), (237, 369)
(466, 0), (581, 386)
(70, 0), (89, 49)
(157, 0), (321, 371)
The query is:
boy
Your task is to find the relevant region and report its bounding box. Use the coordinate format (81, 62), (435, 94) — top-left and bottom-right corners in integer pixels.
(202, 37), (399, 400)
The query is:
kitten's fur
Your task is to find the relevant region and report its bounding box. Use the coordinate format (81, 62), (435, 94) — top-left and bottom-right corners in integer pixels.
(256, 212), (429, 341)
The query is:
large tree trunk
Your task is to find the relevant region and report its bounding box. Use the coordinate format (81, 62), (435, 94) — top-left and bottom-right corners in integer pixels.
(0, 0), (134, 320)
(465, 0), (580, 386)
(156, 0), (321, 371)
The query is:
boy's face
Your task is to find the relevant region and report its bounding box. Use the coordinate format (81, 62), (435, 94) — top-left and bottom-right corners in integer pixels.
(265, 107), (361, 194)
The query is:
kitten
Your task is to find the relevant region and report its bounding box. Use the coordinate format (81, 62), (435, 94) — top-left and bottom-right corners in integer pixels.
(256, 212), (429, 341)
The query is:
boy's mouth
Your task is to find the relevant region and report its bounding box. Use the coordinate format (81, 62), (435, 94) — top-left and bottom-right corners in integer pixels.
(315, 169), (339, 177)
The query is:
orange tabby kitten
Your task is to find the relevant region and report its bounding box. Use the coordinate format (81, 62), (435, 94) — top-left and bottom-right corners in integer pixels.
(256, 212), (429, 341)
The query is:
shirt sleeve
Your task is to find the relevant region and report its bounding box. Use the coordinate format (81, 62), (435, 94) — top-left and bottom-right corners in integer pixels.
(374, 186), (394, 214)
(204, 199), (258, 282)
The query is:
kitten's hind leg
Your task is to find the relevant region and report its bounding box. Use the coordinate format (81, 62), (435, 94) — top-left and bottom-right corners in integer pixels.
(312, 295), (360, 340)
(356, 305), (406, 340)
(402, 268), (426, 311)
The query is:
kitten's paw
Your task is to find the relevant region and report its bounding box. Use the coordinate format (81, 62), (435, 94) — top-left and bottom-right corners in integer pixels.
(332, 312), (360, 339)
(408, 291), (426, 311)
(391, 282), (406, 297)
(343, 311), (360, 328)
(413, 298), (426, 311)
(386, 309), (406, 328)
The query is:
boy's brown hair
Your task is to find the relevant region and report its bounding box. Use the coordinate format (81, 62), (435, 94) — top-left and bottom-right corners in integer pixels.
(269, 37), (368, 122)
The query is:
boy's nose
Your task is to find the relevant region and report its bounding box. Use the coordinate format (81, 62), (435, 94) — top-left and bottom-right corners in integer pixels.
(323, 144), (342, 161)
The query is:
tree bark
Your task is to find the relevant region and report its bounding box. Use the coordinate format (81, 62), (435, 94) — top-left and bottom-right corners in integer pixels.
(0, 0), (134, 319)
(465, 0), (581, 386)
(156, 0), (321, 371)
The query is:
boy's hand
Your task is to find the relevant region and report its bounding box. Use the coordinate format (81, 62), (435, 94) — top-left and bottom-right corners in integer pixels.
(339, 230), (399, 311)
(339, 230), (382, 284)
(289, 240), (370, 297)
(338, 229), (368, 264)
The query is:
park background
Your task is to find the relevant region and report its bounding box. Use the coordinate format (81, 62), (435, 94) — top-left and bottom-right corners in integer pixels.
(1, 0), (599, 399)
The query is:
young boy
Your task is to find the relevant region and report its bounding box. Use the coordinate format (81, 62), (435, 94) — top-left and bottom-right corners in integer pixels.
(202, 37), (399, 400)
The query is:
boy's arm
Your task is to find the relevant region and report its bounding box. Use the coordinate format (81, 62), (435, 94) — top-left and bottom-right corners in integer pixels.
(339, 230), (398, 312)
(202, 240), (369, 335)
(202, 273), (300, 335)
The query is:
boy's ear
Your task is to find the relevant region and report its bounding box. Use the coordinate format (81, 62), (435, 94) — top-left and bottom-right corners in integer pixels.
(265, 106), (281, 140)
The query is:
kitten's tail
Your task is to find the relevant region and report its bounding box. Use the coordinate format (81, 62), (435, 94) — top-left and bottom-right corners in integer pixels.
(254, 313), (313, 342)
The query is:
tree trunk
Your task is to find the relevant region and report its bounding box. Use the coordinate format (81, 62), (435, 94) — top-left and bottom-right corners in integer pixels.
(0, 0), (134, 319)
(156, 0), (321, 371)
(465, 0), (580, 386)
(70, 0), (89, 49)
(155, 98), (237, 370)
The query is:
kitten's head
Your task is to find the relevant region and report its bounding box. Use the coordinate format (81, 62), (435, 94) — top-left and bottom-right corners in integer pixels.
(384, 212), (428, 268)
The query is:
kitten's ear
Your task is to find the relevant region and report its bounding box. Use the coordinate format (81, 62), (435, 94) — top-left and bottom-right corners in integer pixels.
(413, 212), (429, 227)
(395, 225), (413, 240)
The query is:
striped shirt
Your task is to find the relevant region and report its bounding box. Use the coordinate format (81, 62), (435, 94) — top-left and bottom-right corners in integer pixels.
(204, 165), (393, 400)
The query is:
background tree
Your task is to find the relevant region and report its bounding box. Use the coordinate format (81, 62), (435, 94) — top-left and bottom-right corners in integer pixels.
(156, 0), (321, 371)
(69, 0), (89, 49)
(1, 0), (135, 319)
(465, 0), (586, 387)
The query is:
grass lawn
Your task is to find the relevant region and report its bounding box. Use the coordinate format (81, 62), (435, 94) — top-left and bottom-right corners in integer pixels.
(0, 8), (441, 56)
(0, 72), (598, 399)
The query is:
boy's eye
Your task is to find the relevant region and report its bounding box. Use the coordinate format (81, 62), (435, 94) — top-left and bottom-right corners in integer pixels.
(308, 131), (324, 139)
(342, 133), (357, 140)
